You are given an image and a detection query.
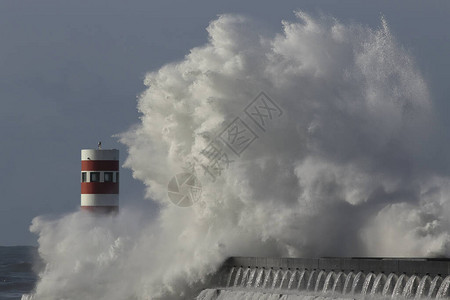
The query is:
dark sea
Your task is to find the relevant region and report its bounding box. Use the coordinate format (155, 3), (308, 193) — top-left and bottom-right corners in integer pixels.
(0, 247), (40, 300)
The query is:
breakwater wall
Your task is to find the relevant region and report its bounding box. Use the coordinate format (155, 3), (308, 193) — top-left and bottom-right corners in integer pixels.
(200, 257), (450, 299)
(221, 257), (450, 277)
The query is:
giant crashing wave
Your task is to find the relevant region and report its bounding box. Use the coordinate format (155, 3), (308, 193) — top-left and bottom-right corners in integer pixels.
(24, 11), (450, 300)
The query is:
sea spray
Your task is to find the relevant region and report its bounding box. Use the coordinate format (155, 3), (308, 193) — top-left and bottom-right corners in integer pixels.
(25, 11), (449, 300)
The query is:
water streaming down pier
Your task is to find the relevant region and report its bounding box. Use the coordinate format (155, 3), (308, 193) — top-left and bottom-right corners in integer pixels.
(197, 257), (450, 299)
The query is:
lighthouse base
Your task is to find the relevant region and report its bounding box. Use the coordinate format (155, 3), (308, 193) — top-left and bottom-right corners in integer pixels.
(80, 206), (118, 214)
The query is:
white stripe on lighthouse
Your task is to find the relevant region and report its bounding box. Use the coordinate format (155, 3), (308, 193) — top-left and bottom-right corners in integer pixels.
(81, 194), (119, 206)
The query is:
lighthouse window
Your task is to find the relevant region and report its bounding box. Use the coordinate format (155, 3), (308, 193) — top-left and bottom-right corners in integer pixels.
(90, 172), (100, 182)
(115, 172), (119, 183)
(81, 172), (87, 182)
(104, 172), (113, 182)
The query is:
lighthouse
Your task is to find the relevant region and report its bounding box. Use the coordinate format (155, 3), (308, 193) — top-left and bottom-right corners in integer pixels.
(80, 145), (119, 213)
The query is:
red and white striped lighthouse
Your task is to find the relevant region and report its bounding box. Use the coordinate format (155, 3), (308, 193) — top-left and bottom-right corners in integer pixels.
(81, 147), (119, 213)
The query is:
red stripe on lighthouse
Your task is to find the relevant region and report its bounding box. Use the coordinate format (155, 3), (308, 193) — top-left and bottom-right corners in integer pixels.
(81, 182), (119, 194)
(81, 160), (119, 171)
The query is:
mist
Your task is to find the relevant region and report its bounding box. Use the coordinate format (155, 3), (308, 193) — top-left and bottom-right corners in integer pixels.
(25, 12), (450, 300)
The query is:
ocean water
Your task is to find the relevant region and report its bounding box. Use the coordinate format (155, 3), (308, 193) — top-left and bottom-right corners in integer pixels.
(0, 247), (40, 300)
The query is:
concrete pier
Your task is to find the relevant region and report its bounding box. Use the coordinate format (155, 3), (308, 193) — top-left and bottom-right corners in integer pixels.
(195, 257), (450, 299)
(221, 256), (450, 277)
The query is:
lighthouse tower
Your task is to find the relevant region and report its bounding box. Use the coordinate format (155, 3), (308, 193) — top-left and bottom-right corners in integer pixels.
(81, 145), (119, 213)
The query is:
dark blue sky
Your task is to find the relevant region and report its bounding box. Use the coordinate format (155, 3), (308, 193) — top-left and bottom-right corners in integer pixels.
(1, 0), (449, 245)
